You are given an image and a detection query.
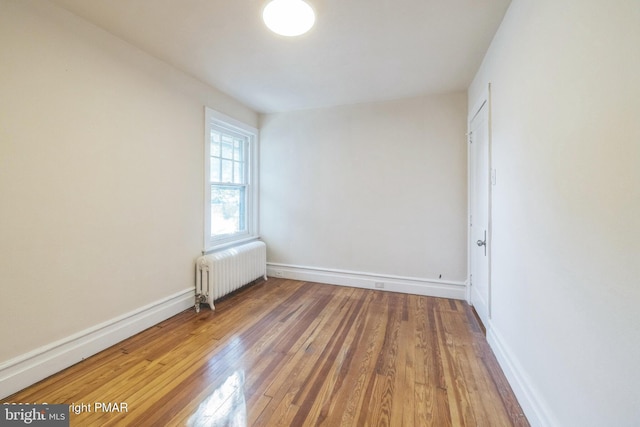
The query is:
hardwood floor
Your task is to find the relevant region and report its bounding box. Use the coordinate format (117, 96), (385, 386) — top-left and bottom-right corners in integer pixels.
(3, 279), (529, 426)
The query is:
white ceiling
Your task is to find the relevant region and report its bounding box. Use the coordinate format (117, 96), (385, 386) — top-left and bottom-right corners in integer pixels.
(50, 0), (511, 113)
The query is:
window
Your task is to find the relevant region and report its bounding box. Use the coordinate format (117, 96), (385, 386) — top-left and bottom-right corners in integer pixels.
(204, 108), (258, 251)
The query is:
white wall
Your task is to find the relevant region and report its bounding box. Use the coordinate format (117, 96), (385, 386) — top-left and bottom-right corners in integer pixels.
(260, 93), (468, 288)
(0, 0), (256, 381)
(468, 1), (640, 426)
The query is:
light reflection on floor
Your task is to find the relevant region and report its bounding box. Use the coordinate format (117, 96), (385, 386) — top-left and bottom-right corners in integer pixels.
(187, 370), (247, 427)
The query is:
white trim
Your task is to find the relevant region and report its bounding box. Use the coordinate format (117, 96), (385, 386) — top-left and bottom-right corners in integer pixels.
(0, 288), (194, 400)
(206, 109), (257, 135)
(467, 86), (490, 305)
(467, 82), (493, 318)
(266, 263), (466, 299)
(204, 107), (260, 253)
(487, 326), (559, 427)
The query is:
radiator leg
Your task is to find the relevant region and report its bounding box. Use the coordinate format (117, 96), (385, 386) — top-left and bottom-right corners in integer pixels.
(195, 294), (208, 313)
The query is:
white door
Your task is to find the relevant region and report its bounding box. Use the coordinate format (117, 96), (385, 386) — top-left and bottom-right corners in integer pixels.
(469, 100), (491, 327)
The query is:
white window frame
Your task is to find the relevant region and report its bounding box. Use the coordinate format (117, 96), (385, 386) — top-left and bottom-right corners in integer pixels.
(204, 107), (259, 252)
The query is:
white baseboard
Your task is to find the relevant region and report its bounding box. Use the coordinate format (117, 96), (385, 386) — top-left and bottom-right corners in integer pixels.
(266, 263), (466, 300)
(0, 288), (195, 400)
(487, 326), (559, 427)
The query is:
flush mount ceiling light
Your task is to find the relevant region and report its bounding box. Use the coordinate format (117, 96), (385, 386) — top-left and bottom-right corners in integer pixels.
(263, 0), (315, 37)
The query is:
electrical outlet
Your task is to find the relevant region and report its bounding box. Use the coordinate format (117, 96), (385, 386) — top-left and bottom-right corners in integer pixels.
(374, 282), (384, 289)
(273, 270), (284, 278)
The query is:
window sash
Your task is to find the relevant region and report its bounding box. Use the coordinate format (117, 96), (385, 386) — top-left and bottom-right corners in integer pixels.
(210, 128), (248, 185)
(210, 183), (248, 238)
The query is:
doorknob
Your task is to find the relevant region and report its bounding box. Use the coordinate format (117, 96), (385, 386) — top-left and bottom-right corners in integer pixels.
(476, 230), (487, 256)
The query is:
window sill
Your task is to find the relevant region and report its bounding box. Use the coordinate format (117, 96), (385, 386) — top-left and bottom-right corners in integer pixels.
(203, 235), (261, 254)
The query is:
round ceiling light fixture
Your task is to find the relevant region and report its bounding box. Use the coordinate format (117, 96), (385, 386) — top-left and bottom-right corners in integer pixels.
(263, 0), (315, 37)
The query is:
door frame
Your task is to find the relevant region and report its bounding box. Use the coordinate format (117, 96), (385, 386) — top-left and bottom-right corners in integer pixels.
(467, 83), (493, 320)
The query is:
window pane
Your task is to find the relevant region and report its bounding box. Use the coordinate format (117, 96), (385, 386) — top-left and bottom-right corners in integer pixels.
(211, 185), (246, 237)
(233, 161), (244, 183)
(234, 140), (243, 162)
(221, 159), (233, 182)
(211, 133), (221, 157)
(221, 137), (233, 159)
(210, 157), (220, 182)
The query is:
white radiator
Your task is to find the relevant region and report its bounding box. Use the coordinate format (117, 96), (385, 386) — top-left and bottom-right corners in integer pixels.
(195, 240), (267, 311)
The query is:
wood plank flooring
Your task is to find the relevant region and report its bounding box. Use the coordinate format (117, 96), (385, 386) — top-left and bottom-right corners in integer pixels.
(2, 279), (529, 426)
